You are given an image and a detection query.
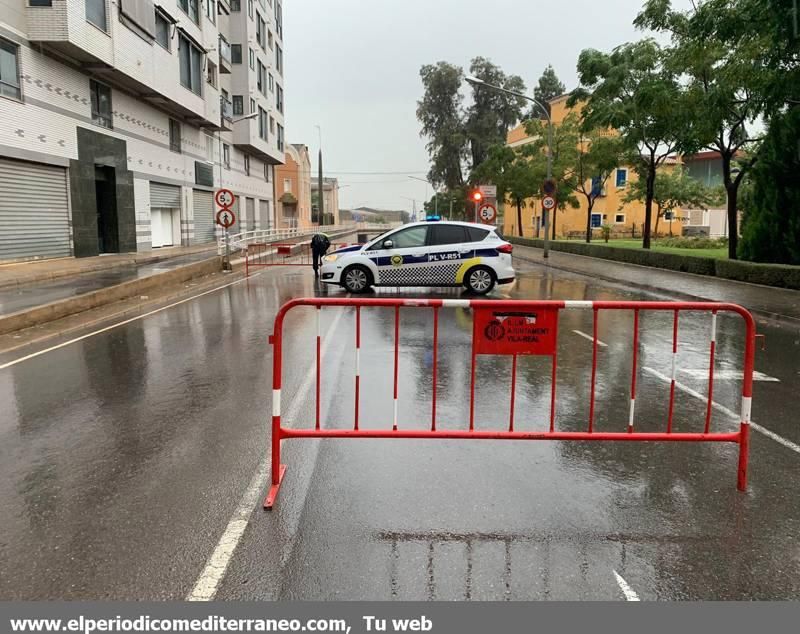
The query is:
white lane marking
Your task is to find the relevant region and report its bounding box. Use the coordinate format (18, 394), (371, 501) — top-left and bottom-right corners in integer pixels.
(680, 368), (779, 382)
(187, 308), (345, 601)
(564, 300), (593, 308)
(643, 366), (800, 455)
(572, 329), (608, 347)
(0, 271), (264, 371)
(613, 570), (640, 601)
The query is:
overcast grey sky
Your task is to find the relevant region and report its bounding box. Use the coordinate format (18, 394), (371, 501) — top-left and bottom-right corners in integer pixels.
(283, 0), (686, 213)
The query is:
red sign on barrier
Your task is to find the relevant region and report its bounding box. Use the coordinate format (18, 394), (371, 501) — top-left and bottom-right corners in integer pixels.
(473, 308), (558, 356)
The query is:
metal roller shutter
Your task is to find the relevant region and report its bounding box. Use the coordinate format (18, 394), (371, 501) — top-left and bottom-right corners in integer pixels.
(245, 197), (255, 231)
(150, 182), (181, 207)
(259, 199), (271, 230)
(192, 190), (215, 243)
(0, 158), (71, 260)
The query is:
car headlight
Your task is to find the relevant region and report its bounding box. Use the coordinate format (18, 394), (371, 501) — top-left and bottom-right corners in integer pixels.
(323, 254), (338, 263)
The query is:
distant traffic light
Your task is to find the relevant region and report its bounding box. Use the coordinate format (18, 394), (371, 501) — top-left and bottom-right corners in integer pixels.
(472, 191), (483, 202)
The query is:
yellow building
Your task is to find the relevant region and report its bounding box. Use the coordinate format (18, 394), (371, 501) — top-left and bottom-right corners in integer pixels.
(503, 95), (680, 239)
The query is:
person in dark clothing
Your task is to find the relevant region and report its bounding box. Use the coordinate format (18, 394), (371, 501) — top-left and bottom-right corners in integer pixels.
(310, 232), (331, 277)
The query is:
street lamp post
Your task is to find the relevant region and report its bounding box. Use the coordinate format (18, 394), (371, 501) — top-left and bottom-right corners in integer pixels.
(408, 175), (438, 218)
(465, 76), (553, 259)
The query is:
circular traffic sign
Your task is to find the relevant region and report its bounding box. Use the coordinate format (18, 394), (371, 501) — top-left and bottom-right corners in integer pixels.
(216, 209), (236, 229)
(215, 188), (235, 209)
(542, 195), (556, 211)
(478, 203), (497, 224)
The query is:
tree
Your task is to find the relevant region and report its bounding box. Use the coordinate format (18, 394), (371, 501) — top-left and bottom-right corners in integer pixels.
(738, 109), (800, 264)
(569, 117), (625, 242)
(531, 64), (566, 119)
(417, 62), (467, 191)
(464, 57), (528, 170)
(621, 167), (725, 237)
(522, 117), (580, 239)
(570, 39), (694, 249)
(635, 0), (768, 259)
(472, 145), (539, 236)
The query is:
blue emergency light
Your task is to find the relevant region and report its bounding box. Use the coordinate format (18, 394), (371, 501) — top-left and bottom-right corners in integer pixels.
(425, 215), (441, 221)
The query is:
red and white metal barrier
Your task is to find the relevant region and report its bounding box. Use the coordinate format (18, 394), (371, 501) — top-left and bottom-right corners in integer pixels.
(244, 243), (355, 276)
(264, 298), (757, 508)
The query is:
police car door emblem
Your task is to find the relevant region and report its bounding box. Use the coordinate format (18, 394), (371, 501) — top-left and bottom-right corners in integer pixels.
(391, 255), (403, 266)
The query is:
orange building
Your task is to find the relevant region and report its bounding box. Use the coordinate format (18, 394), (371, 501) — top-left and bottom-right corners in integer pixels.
(503, 95), (680, 239)
(274, 144), (313, 229)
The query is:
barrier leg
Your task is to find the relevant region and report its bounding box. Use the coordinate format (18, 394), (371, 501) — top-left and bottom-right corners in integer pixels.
(264, 418), (286, 509)
(737, 422), (749, 492)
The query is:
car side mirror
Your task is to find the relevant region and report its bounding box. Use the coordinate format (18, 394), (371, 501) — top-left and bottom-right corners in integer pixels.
(382, 239), (394, 249)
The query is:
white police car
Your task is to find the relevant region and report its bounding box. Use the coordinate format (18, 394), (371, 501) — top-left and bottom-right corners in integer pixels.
(320, 220), (515, 295)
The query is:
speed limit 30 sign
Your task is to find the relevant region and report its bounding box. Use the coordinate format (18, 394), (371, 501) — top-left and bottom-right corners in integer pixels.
(542, 195), (556, 211)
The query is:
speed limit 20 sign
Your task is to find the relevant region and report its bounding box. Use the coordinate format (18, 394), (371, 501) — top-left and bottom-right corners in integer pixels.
(478, 203), (497, 224)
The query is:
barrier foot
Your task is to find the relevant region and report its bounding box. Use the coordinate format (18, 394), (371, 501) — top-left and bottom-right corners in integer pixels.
(263, 464), (287, 510)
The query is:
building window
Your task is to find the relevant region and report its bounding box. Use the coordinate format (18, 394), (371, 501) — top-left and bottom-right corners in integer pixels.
(249, 97), (256, 114)
(178, 33), (203, 95)
(664, 210), (675, 221)
(276, 123), (284, 151)
(169, 119), (181, 153)
(177, 0), (199, 24)
(154, 11), (171, 50)
(223, 143), (230, 169)
(205, 0), (216, 23)
(205, 134), (214, 161)
(275, 84), (283, 113)
(257, 60), (266, 95)
(0, 39), (22, 101)
(248, 0), (253, 18)
(244, 154), (250, 176)
(255, 13), (265, 49)
(616, 168), (628, 187)
(230, 0), (240, 10)
(275, 1), (282, 37)
(232, 95), (243, 115)
(614, 213), (625, 224)
(249, 47), (255, 70)
(283, 178), (291, 193)
(29, 0), (52, 6)
(264, 162), (270, 181)
(258, 106), (267, 140)
(206, 60), (217, 87)
(231, 44), (242, 64)
(269, 115), (274, 134)
(275, 44), (283, 74)
(268, 72), (274, 92)
(90, 79), (112, 128)
(268, 30), (273, 50)
(590, 213), (602, 228)
(85, 0), (107, 30)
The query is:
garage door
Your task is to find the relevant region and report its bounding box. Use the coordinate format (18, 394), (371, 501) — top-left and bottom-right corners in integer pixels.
(150, 182), (180, 248)
(192, 190), (215, 244)
(0, 158), (71, 259)
(259, 199), (271, 230)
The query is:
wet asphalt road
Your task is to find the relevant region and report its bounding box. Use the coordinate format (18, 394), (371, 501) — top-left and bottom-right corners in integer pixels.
(1, 259), (799, 600)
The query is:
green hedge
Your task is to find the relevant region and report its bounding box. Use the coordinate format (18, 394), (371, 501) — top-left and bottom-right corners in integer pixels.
(510, 237), (800, 290)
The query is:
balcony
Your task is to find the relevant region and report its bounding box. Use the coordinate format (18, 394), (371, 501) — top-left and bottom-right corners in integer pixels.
(218, 36), (232, 74)
(220, 95), (233, 130)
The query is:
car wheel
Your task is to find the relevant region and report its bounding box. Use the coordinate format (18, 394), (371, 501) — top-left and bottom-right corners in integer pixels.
(342, 265), (372, 293)
(464, 266), (495, 295)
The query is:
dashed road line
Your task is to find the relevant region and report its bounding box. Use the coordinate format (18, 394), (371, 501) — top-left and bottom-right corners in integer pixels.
(613, 570), (640, 601)
(679, 368), (779, 382)
(187, 307), (346, 601)
(643, 366), (800, 455)
(572, 329), (608, 347)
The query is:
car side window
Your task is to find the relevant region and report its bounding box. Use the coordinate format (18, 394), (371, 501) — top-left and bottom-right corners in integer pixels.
(466, 227), (489, 242)
(389, 226), (428, 248)
(429, 225), (468, 246)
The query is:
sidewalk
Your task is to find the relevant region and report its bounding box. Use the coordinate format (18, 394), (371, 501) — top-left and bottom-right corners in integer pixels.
(513, 244), (800, 323)
(0, 243), (218, 289)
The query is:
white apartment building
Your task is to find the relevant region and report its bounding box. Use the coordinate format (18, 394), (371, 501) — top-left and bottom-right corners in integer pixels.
(0, 0), (286, 259)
